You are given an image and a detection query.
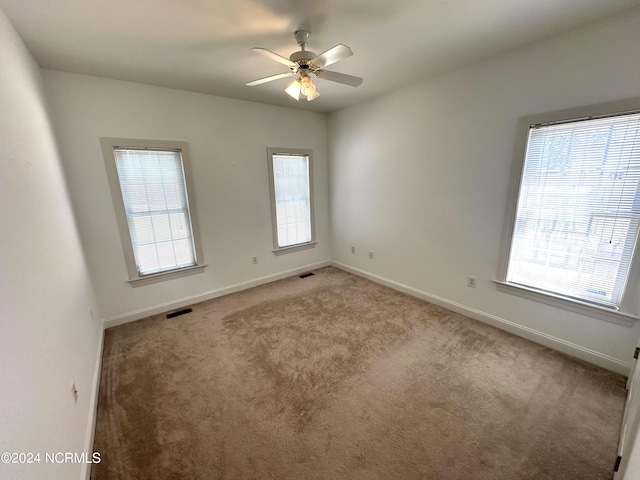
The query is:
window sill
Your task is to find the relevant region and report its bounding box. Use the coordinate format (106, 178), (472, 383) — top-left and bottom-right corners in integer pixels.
(127, 264), (206, 287)
(273, 241), (317, 256)
(493, 280), (637, 327)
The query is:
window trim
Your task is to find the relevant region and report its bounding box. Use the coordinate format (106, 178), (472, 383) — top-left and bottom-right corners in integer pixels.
(267, 147), (316, 254)
(496, 98), (640, 326)
(100, 137), (205, 286)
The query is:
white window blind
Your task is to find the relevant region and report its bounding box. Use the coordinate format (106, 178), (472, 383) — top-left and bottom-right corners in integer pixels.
(507, 112), (640, 308)
(272, 154), (312, 248)
(113, 147), (196, 276)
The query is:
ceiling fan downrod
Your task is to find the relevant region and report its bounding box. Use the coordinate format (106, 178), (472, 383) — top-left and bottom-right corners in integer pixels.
(290, 31), (316, 64)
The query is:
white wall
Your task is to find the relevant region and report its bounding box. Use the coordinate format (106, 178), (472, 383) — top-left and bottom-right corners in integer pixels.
(328, 9), (640, 374)
(42, 71), (330, 324)
(0, 7), (103, 480)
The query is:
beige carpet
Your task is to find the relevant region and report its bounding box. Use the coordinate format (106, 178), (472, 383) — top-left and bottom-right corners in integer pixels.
(92, 267), (626, 479)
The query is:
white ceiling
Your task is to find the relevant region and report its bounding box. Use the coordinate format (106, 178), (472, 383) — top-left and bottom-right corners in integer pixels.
(2, 0), (640, 113)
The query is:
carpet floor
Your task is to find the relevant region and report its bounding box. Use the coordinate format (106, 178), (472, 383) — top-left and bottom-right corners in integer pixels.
(92, 267), (626, 479)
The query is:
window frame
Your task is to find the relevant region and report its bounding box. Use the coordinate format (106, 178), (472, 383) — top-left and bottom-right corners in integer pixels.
(100, 137), (205, 286)
(496, 98), (640, 327)
(267, 147), (317, 255)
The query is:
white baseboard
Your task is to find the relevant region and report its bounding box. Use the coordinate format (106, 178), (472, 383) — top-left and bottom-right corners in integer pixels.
(102, 260), (331, 329)
(81, 325), (105, 480)
(332, 261), (632, 376)
(100, 258), (632, 374)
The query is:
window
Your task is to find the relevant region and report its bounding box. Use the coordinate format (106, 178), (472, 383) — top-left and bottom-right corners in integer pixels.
(497, 101), (640, 324)
(267, 147), (316, 254)
(101, 138), (205, 286)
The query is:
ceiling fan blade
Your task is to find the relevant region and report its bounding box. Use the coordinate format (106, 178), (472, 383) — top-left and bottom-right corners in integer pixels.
(251, 47), (297, 68)
(310, 44), (353, 68)
(246, 72), (295, 87)
(315, 69), (363, 87)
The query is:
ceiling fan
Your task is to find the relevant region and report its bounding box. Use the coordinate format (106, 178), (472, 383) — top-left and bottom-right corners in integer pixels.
(246, 30), (363, 101)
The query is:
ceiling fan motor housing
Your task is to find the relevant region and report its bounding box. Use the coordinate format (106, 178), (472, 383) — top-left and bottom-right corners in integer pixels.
(290, 50), (317, 64)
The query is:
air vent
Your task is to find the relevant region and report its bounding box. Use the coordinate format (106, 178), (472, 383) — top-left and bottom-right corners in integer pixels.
(166, 308), (193, 319)
(299, 272), (315, 279)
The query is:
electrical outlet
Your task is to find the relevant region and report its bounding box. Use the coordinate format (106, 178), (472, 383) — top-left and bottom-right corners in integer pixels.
(467, 276), (476, 288)
(369, 251), (374, 260)
(252, 256), (258, 264)
(351, 246), (355, 254)
(71, 382), (78, 403)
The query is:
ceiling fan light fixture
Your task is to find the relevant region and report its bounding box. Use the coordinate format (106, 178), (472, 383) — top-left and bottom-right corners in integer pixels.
(299, 75), (319, 101)
(284, 75), (320, 101)
(285, 78), (301, 100)
(305, 89), (320, 101)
